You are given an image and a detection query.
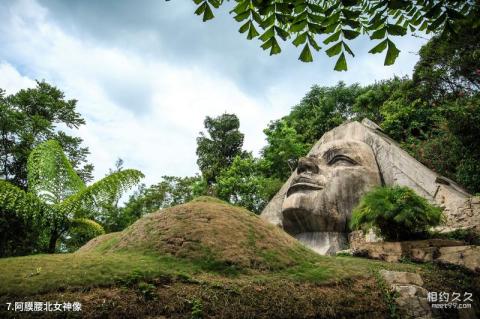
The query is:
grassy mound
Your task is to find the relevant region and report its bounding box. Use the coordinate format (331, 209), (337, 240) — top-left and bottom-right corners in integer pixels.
(79, 197), (317, 272)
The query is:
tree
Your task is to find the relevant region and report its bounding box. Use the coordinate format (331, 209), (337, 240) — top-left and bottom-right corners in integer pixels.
(412, 14), (480, 100)
(0, 81), (93, 189)
(261, 120), (309, 180)
(216, 154), (282, 213)
(196, 113), (245, 185)
(350, 186), (444, 241)
(0, 140), (144, 254)
(189, 0), (477, 69)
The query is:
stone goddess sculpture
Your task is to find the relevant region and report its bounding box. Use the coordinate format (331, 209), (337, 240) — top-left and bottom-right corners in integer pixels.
(261, 119), (480, 254)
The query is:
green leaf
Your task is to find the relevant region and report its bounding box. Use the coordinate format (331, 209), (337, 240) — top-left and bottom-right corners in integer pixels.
(239, 20), (250, 34)
(368, 39), (388, 54)
(343, 19), (360, 29)
(323, 30), (341, 44)
(260, 14), (275, 28)
(307, 22), (324, 34)
(387, 24), (407, 36)
(299, 43), (313, 62)
(269, 37), (281, 55)
(308, 35), (321, 51)
(342, 29), (360, 40)
(275, 26), (290, 41)
(341, 0), (359, 7)
(384, 39), (400, 65)
(247, 24), (259, 40)
(388, 0), (409, 10)
(261, 37), (274, 50)
(234, 10), (250, 22)
(342, 42), (355, 57)
(370, 27), (386, 39)
(419, 20), (428, 31)
(194, 2), (207, 16)
(325, 41), (343, 57)
(259, 26), (274, 42)
(334, 52), (347, 71)
(202, 3), (215, 22)
(292, 32), (308, 47)
(290, 19), (307, 33)
(342, 9), (361, 19)
(231, 1), (249, 15)
(294, 3), (307, 14)
(425, 2), (442, 19)
(251, 10), (263, 24)
(208, 0), (221, 9)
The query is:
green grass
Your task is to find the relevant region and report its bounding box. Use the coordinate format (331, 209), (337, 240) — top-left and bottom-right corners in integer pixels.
(0, 251), (202, 296)
(0, 248), (425, 297)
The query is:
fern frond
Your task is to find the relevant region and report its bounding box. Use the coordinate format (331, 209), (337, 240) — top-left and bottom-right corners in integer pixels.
(59, 169), (144, 216)
(0, 180), (53, 224)
(27, 140), (86, 204)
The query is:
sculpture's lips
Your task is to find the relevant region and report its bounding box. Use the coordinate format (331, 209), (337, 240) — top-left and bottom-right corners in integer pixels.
(286, 178), (324, 197)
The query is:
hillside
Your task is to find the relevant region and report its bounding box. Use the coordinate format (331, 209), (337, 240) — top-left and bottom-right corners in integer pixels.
(0, 197), (477, 318)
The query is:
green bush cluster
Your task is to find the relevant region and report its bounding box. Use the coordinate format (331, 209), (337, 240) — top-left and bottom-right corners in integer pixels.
(350, 186), (444, 241)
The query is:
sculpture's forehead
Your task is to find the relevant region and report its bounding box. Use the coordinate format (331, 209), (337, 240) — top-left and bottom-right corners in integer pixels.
(311, 139), (375, 163)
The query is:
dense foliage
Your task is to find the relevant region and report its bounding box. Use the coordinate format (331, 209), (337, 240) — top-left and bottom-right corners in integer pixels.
(0, 140), (143, 255)
(189, 0), (477, 68)
(196, 113), (246, 185)
(350, 186), (444, 240)
(216, 154), (282, 212)
(116, 175), (207, 231)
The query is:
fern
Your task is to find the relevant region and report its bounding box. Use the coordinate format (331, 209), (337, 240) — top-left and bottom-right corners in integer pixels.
(0, 140), (144, 252)
(350, 186), (444, 241)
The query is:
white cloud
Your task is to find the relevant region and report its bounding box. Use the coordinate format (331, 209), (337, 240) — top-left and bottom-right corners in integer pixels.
(0, 0), (276, 188)
(0, 0), (428, 192)
(0, 62), (36, 94)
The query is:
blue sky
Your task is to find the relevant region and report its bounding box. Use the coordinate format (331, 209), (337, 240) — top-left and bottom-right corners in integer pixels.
(0, 0), (429, 188)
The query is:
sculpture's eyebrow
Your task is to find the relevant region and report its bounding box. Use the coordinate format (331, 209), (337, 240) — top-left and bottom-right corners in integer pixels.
(321, 148), (341, 163)
(321, 147), (357, 163)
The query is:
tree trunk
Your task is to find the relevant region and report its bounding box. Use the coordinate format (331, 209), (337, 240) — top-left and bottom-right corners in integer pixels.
(48, 229), (58, 253)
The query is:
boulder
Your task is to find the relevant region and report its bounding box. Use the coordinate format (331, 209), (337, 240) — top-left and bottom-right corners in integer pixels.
(379, 270), (432, 319)
(437, 245), (480, 273)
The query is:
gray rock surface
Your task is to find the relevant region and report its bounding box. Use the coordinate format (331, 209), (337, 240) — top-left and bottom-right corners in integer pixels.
(379, 270), (432, 319)
(261, 119), (480, 254)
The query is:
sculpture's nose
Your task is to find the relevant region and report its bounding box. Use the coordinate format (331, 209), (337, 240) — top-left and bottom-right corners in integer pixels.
(297, 157), (319, 174)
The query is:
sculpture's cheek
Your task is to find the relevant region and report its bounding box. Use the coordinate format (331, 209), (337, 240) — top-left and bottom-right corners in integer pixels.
(281, 165), (381, 234)
(313, 167), (381, 230)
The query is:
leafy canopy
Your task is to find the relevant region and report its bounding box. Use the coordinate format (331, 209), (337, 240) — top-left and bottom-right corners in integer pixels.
(216, 154), (282, 213)
(187, 0), (477, 70)
(350, 186), (444, 241)
(0, 81), (93, 189)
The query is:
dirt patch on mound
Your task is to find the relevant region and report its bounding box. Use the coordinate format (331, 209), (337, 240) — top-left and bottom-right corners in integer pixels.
(80, 199), (316, 271)
(0, 277), (388, 319)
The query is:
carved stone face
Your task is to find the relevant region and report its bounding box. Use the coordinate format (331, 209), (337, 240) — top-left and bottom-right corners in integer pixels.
(281, 140), (381, 235)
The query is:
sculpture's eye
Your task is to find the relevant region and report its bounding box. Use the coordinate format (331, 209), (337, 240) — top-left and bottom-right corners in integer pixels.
(328, 155), (357, 166)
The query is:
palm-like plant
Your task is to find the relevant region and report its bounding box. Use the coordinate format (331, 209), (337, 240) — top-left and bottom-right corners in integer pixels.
(0, 140), (144, 253)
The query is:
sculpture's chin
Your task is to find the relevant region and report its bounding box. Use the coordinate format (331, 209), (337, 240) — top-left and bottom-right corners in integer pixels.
(281, 191), (346, 235)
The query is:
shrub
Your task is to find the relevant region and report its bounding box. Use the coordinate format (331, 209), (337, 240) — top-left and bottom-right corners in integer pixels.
(62, 218), (105, 252)
(350, 186), (444, 241)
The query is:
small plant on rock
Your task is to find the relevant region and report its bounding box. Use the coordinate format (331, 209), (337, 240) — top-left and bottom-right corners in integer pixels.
(350, 186), (444, 241)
